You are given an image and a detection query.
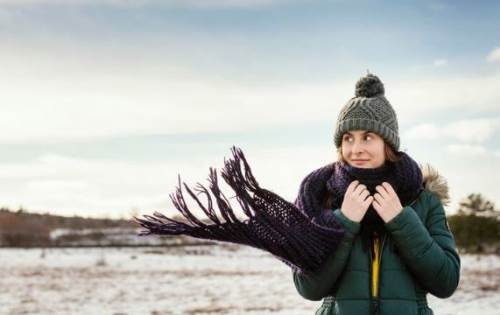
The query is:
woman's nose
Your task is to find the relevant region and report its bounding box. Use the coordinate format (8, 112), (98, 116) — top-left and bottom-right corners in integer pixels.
(352, 141), (364, 154)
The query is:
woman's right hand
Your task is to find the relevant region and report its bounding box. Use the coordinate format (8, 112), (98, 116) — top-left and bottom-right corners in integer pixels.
(340, 180), (373, 222)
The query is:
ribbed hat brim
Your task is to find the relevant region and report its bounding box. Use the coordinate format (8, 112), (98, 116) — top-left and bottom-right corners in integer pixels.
(333, 118), (400, 151)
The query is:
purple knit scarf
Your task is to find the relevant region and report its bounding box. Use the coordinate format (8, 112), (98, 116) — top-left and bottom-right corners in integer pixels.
(296, 152), (423, 249)
(136, 147), (423, 273)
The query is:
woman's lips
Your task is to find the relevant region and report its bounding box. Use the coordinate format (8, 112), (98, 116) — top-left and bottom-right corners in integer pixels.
(352, 159), (369, 165)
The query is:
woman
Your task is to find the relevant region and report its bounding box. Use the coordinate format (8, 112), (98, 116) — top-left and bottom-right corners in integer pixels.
(136, 73), (460, 315)
(292, 73), (460, 315)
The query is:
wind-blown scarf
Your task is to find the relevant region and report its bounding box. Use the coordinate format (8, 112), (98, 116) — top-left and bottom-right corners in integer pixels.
(135, 146), (423, 274)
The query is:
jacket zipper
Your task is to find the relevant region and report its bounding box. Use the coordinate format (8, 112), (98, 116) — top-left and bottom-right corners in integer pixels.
(370, 196), (415, 314)
(370, 232), (387, 315)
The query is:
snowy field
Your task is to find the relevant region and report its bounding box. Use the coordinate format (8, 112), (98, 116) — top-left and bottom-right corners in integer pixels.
(1, 245), (499, 315)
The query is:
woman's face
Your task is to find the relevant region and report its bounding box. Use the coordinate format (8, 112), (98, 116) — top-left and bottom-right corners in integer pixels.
(341, 130), (386, 168)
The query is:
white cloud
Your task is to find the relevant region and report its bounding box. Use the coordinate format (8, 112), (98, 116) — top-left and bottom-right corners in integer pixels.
(446, 144), (487, 157)
(443, 161), (500, 213)
(1, 36), (500, 144)
(433, 59), (448, 67)
(2, 45), (500, 145)
(486, 47), (500, 63)
(404, 118), (500, 143)
(390, 74), (500, 122)
(444, 118), (500, 143)
(2, 141), (499, 218)
(0, 145), (335, 218)
(0, 154), (185, 217)
(404, 123), (440, 140)
(0, 75), (352, 143)
(0, 44), (357, 144)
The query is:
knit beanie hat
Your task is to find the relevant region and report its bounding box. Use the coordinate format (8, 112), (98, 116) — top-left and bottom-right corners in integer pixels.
(333, 73), (400, 151)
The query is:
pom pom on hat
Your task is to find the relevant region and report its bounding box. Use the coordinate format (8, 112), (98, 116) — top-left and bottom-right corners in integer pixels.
(355, 73), (385, 97)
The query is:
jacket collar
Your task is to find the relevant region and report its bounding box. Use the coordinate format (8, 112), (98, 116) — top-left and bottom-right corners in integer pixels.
(421, 164), (450, 206)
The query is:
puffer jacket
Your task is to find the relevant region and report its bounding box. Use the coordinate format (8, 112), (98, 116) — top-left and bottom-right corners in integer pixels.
(292, 165), (461, 315)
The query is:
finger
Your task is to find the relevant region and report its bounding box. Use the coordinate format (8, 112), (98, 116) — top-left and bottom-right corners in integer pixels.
(375, 185), (390, 199)
(372, 199), (381, 211)
(363, 195), (374, 207)
(382, 182), (397, 196)
(346, 180), (359, 195)
(353, 184), (367, 196)
(373, 193), (384, 203)
(359, 189), (370, 201)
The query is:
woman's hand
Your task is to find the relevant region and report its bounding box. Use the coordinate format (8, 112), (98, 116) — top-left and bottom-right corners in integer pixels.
(341, 180), (373, 223)
(372, 182), (403, 223)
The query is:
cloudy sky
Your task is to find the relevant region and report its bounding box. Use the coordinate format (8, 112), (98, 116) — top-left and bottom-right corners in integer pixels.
(1, 0), (499, 219)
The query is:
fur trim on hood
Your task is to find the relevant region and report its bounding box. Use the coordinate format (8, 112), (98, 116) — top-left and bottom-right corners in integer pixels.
(420, 163), (450, 206)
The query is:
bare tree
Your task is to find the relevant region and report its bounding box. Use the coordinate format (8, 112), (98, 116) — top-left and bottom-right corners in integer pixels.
(458, 193), (497, 217)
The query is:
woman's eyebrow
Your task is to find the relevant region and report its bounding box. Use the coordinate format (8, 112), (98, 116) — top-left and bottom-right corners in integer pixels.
(344, 131), (371, 136)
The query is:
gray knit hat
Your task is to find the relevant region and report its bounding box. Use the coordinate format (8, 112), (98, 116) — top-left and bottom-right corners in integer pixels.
(333, 73), (400, 151)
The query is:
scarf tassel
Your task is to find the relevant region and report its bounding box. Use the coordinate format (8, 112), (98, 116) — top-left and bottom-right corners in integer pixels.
(135, 146), (345, 274)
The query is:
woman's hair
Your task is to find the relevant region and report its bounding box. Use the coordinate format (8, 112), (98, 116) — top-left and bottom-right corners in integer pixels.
(322, 140), (401, 209)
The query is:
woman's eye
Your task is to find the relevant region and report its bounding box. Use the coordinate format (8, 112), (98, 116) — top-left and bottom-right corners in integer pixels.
(365, 135), (372, 141)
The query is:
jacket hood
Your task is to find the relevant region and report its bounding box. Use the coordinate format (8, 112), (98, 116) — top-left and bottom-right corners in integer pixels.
(420, 163), (450, 206)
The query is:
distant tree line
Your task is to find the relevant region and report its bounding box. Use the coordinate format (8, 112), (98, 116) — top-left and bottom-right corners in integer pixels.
(1, 194), (500, 252)
(0, 207), (212, 247)
(0, 207), (136, 247)
(447, 193), (500, 254)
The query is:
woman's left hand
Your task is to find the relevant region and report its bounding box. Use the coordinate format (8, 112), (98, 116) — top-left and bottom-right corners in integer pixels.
(372, 182), (403, 223)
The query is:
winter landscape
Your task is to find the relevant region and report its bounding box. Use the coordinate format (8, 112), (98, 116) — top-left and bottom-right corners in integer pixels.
(2, 2), (500, 315)
(1, 245), (499, 315)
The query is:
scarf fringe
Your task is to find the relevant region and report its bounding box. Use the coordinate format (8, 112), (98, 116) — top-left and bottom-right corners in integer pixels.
(135, 146), (345, 274)
(134, 147), (259, 235)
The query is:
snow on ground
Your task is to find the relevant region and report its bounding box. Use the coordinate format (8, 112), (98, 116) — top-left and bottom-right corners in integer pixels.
(0, 246), (498, 315)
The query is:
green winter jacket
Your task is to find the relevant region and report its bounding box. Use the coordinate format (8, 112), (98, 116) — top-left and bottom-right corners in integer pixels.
(292, 166), (460, 315)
